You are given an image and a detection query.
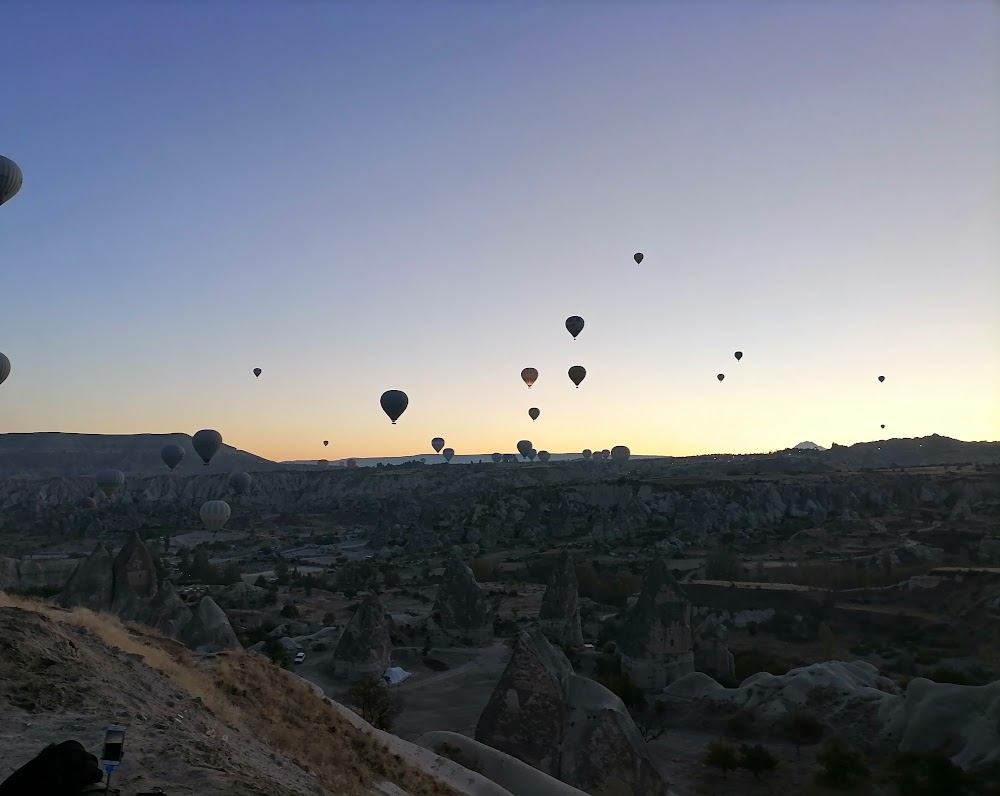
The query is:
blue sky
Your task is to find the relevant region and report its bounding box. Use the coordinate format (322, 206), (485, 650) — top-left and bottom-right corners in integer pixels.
(1, 1), (997, 461)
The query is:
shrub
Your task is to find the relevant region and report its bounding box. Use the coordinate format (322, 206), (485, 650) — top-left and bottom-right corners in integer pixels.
(280, 603), (300, 620)
(346, 674), (401, 732)
(816, 738), (871, 789)
(894, 751), (968, 796)
(786, 709), (825, 754)
(737, 743), (778, 780)
(929, 666), (972, 685)
(703, 740), (739, 779)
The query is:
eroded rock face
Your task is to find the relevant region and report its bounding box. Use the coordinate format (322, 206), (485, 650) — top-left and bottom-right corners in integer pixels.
(617, 559), (694, 690)
(432, 556), (493, 644)
(476, 630), (671, 796)
(111, 532), (158, 618)
(332, 592), (392, 680)
(57, 543), (114, 612)
(693, 614), (735, 682)
(182, 596), (242, 653)
(145, 580), (192, 638)
(539, 549), (583, 647)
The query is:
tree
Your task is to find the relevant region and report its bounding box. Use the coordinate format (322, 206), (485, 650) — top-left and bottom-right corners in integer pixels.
(163, 533), (171, 552)
(738, 743), (778, 781)
(346, 674), (401, 732)
(703, 740), (739, 779)
(816, 739), (870, 789)
(893, 751), (967, 796)
(221, 563), (242, 586)
(280, 603), (300, 620)
(274, 560), (290, 586)
(633, 699), (668, 742)
(255, 574), (268, 588)
(262, 638), (289, 669)
(818, 621), (836, 660)
(322, 611), (337, 626)
(786, 710), (825, 755)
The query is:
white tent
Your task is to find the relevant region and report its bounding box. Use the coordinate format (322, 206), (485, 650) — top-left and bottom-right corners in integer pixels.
(383, 666), (412, 685)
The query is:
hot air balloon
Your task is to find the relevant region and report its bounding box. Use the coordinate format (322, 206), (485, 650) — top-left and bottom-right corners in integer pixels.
(633, 252), (643, 264)
(528, 448), (537, 461)
(76, 496), (97, 510)
(565, 316), (585, 340)
(0, 156), (23, 207)
(517, 440), (532, 459)
(717, 374), (725, 382)
(192, 429), (223, 465)
(442, 447), (455, 462)
(253, 368), (261, 378)
(600, 449), (610, 460)
(0, 352), (10, 387)
(538, 450), (551, 463)
(229, 472), (252, 494)
(528, 408), (540, 421)
(491, 452), (502, 463)
(317, 459), (329, 470)
(503, 453), (516, 463)
(582, 449), (592, 460)
(568, 366), (586, 388)
(432, 437), (445, 453)
(878, 376), (885, 383)
(611, 445), (630, 464)
(380, 390), (408, 424)
(323, 440), (329, 446)
(200, 500), (231, 532)
(96, 469), (125, 498)
(161, 444), (185, 470)
(734, 351), (743, 361)
(521, 368), (538, 388)
(880, 424), (885, 429)
(346, 458), (358, 469)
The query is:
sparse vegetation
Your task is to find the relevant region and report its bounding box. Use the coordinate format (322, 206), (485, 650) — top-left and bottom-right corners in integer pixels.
(346, 674), (402, 732)
(816, 738), (871, 789)
(737, 743), (779, 780)
(703, 739), (740, 779)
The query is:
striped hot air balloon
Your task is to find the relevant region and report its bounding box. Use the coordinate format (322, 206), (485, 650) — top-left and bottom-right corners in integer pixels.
(0, 156), (23, 206)
(0, 352), (10, 387)
(200, 500), (231, 532)
(96, 469), (125, 498)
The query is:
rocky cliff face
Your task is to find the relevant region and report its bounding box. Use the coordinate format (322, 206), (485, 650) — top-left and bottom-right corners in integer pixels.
(332, 592), (392, 680)
(432, 556), (494, 644)
(2, 458), (997, 555)
(539, 549), (583, 647)
(476, 630), (670, 795)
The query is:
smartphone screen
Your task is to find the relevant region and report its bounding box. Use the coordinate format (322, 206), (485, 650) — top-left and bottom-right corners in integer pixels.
(102, 726), (125, 764)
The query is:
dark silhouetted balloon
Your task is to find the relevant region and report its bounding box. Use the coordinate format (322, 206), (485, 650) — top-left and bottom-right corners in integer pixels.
(538, 450), (551, 463)
(200, 500), (231, 532)
(528, 407), (540, 421)
(253, 368), (261, 378)
(582, 449), (592, 460)
(734, 351), (743, 361)
(517, 440), (532, 459)
(565, 316), (584, 340)
(491, 452), (502, 463)
(568, 366), (586, 388)
(160, 444), (185, 470)
(380, 390), (409, 424)
(881, 424), (885, 429)
(317, 459), (329, 470)
(442, 447), (455, 462)
(0, 352), (10, 387)
(431, 437), (445, 453)
(633, 252), (643, 264)
(611, 445), (630, 464)
(717, 374), (725, 382)
(76, 496), (97, 510)
(96, 469), (125, 498)
(323, 440), (329, 446)
(528, 448), (537, 461)
(878, 376), (885, 383)
(229, 471), (252, 494)
(192, 429), (223, 465)
(521, 368), (538, 388)
(346, 458), (358, 469)
(0, 156), (23, 206)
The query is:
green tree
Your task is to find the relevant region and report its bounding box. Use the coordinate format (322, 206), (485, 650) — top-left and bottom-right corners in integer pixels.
(280, 603), (300, 620)
(703, 740), (740, 779)
(786, 710), (825, 755)
(738, 744), (779, 781)
(346, 674), (401, 732)
(262, 638), (289, 669)
(816, 739), (871, 789)
(274, 560), (290, 586)
(819, 621), (836, 660)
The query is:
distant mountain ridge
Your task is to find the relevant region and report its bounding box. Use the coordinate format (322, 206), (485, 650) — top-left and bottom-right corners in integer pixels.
(0, 432), (277, 479)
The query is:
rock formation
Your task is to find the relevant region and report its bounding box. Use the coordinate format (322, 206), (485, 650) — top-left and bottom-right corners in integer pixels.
(617, 559), (694, 690)
(539, 549), (583, 647)
(110, 532), (158, 619)
(145, 580), (193, 638)
(57, 543), (114, 612)
(332, 592), (392, 680)
(476, 630), (670, 795)
(182, 596), (242, 653)
(432, 556), (493, 644)
(692, 614), (735, 682)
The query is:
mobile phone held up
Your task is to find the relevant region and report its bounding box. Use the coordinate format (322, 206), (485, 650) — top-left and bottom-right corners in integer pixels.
(101, 725), (126, 768)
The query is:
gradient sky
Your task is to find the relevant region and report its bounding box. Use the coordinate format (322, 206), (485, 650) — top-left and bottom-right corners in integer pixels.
(1, 1), (998, 462)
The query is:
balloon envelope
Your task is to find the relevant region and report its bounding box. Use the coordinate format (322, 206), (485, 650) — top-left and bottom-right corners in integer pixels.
(568, 366), (586, 387)
(346, 458), (358, 469)
(160, 444), (185, 470)
(380, 390), (409, 423)
(881, 424), (885, 429)
(317, 459), (329, 470)
(538, 450), (551, 463)
(229, 471), (252, 494)
(253, 368), (261, 377)
(431, 437), (445, 453)
(565, 316), (584, 339)
(96, 469), (125, 498)
(878, 376), (885, 383)
(582, 449), (592, 460)
(516, 439), (532, 458)
(442, 447), (455, 462)
(521, 367), (538, 388)
(323, 440), (329, 446)
(76, 496), (98, 510)
(0, 352), (10, 387)
(491, 452), (502, 463)
(633, 252), (643, 264)
(734, 351), (743, 361)
(0, 155), (23, 206)
(528, 448), (537, 461)
(528, 407), (540, 421)
(611, 445), (630, 464)
(717, 374), (725, 382)
(200, 500), (231, 532)
(192, 429), (223, 465)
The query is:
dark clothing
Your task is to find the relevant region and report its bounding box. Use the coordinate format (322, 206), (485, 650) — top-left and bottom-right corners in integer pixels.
(0, 740), (104, 796)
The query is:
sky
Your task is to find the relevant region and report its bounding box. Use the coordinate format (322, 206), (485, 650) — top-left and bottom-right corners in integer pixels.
(1, 0), (998, 463)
